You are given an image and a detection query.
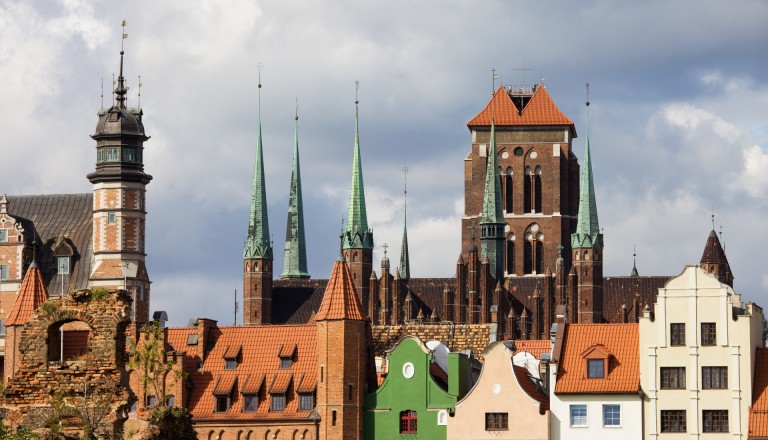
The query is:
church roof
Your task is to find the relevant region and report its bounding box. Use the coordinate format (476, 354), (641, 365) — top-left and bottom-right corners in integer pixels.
(5, 263), (48, 326)
(701, 229), (731, 268)
(467, 85), (575, 129)
(6, 194), (93, 293)
(344, 100), (373, 250)
(243, 84), (272, 260)
(315, 259), (366, 321)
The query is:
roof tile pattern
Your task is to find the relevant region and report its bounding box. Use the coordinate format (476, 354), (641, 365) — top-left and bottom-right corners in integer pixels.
(555, 323), (639, 394)
(6, 264), (48, 326)
(315, 260), (366, 321)
(372, 324), (492, 358)
(749, 348), (768, 438)
(511, 339), (551, 359)
(166, 324), (317, 421)
(513, 365), (549, 411)
(467, 86), (574, 127)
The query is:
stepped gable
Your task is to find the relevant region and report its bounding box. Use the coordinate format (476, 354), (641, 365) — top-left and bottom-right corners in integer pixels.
(372, 324), (492, 359)
(602, 276), (669, 322)
(315, 259), (366, 321)
(554, 323), (639, 394)
(6, 194), (93, 292)
(749, 348), (768, 438)
(5, 263), (48, 326)
(165, 324), (317, 421)
(467, 85), (575, 128)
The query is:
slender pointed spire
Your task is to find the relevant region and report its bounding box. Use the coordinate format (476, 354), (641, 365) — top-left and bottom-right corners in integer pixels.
(115, 20), (128, 109)
(630, 245), (639, 276)
(244, 70), (272, 260)
(399, 167), (411, 280)
(571, 85), (603, 249)
(281, 101), (310, 278)
(344, 81), (373, 249)
(481, 119), (504, 224)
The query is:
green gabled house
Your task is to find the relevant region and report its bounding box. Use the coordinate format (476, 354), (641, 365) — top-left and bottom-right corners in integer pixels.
(364, 336), (471, 440)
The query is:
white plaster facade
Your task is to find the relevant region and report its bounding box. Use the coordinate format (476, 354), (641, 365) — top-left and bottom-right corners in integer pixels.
(548, 391), (643, 440)
(640, 266), (764, 439)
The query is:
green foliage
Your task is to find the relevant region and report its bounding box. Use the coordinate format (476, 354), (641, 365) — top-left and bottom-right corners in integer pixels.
(40, 301), (59, 315)
(0, 424), (40, 440)
(89, 288), (109, 301)
(128, 321), (187, 411)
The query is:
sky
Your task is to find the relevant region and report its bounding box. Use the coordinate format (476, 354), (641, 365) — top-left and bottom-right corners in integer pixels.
(1, 0), (767, 327)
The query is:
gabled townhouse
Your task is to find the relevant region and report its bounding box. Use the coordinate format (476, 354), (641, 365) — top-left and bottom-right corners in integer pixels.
(640, 265), (764, 438)
(363, 335), (470, 440)
(447, 341), (549, 440)
(549, 322), (642, 440)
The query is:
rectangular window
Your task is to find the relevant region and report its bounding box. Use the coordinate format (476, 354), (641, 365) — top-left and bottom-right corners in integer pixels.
(57, 256), (70, 274)
(280, 357), (292, 369)
(122, 147), (136, 162)
(670, 323), (685, 346)
(147, 395), (157, 406)
(348, 383), (353, 401)
(570, 404), (587, 426)
(588, 359), (605, 378)
(107, 212), (117, 224)
(224, 358), (237, 370)
(660, 367), (686, 389)
(701, 322), (717, 346)
(0, 229), (6, 242)
(485, 412), (509, 431)
(270, 394), (285, 411)
(332, 410), (337, 426)
(603, 405), (621, 427)
(299, 394), (314, 411)
(0, 264), (8, 280)
(106, 147), (120, 161)
(702, 366), (728, 389)
(97, 149), (105, 163)
(661, 410), (686, 432)
(242, 395), (257, 412)
(703, 410), (728, 432)
(0, 318), (6, 337)
(215, 395), (229, 412)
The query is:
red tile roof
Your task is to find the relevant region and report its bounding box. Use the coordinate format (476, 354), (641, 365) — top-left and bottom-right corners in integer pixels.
(749, 348), (768, 438)
(467, 86), (575, 128)
(513, 365), (549, 412)
(512, 339), (551, 359)
(554, 324), (639, 394)
(6, 264), (48, 326)
(166, 324), (317, 421)
(315, 259), (366, 321)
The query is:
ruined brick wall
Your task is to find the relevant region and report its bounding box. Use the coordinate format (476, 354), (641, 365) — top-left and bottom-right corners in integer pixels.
(372, 323), (495, 359)
(2, 288), (133, 437)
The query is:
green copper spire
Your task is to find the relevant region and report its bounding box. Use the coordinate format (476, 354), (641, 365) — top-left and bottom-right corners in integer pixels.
(480, 119), (505, 280)
(571, 100), (604, 249)
(244, 76), (272, 260)
(398, 168), (410, 280)
(344, 84), (373, 250)
(281, 106), (310, 278)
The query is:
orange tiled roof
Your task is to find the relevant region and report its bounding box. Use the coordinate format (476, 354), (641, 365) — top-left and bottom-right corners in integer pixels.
(295, 373), (317, 393)
(166, 324), (317, 421)
(513, 365), (549, 412)
(278, 343), (297, 358)
(6, 264), (48, 326)
(467, 85), (575, 128)
(749, 348), (768, 438)
(315, 259), (366, 321)
(512, 339), (551, 359)
(554, 323), (639, 394)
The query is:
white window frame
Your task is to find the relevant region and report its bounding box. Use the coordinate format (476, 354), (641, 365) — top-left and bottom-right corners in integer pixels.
(107, 212), (117, 224)
(603, 404), (621, 427)
(570, 404), (588, 427)
(57, 256), (70, 274)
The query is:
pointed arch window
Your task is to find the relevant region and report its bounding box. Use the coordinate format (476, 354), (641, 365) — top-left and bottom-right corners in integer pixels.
(524, 166), (532, 213)
(534, 166), (542, 213)
(506, 234), (515, 275)
(523, 226), (543, 275)
(536, 234), (544, 274)
(504, 167), (513, 213)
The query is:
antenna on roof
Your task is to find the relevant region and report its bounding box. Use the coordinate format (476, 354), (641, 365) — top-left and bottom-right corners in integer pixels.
(234, 285), (238, 326)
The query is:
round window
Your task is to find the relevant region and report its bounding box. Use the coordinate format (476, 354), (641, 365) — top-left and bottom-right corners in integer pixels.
(514, 147), (524, 157)
(402, 362), (415, 379)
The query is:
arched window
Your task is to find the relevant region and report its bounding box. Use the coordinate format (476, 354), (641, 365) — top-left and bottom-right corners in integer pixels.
(524, 166), (533, 213)
(523, 232), (533, 275)
(506, 234), (515, 275)
(47, 320), (92, 363)
(534, 166), (542, 213)
(400, 410), (418, 434)
(535, 233), (544, 274)
(504, 167), (513, 213)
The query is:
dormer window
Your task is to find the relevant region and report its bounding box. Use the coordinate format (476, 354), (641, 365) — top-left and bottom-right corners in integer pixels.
(588, 359), (605, 379)
(280, 357), (292, 369)
(278, 344), (297, 369)
(223, 345), (241, 370)
(225, 358), (237, 370)
(57, 256), (70, 274)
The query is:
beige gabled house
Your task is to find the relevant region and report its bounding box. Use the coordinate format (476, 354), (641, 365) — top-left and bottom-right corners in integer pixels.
(448, 341), (549, 440)
(640, 265), (764, 438)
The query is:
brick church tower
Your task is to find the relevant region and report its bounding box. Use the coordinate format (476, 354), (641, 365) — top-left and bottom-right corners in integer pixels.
(464, 85), (579, 279)
(570, 103), (604, 323)
(87, 42), (152, 323)
(343, 96), (373, 309)
(243, 78), (273, 325)
(316, 252), (371, 440)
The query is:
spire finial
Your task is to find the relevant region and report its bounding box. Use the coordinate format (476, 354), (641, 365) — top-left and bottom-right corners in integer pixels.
(100, 77), (104, 109)
(491, 68), (498, 95)
(383, 242), (388, 257)
(355, 80), (360, 105)
(711, 207), (715, 231)
(338, 222), (345, 262)
(399, 166), (411, 280)
(256, 62), (263, 120)
(137, 75), (142, 108)
(115, 20), (128, 109)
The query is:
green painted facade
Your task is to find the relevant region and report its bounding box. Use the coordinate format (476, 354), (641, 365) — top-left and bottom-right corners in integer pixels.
(364, 336), (469, 440)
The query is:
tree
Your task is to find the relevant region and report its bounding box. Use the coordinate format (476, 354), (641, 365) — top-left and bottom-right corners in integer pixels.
(128, 321), (187, 413)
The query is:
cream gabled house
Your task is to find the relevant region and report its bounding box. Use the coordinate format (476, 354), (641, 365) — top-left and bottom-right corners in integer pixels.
(640, 265), (764, 438)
